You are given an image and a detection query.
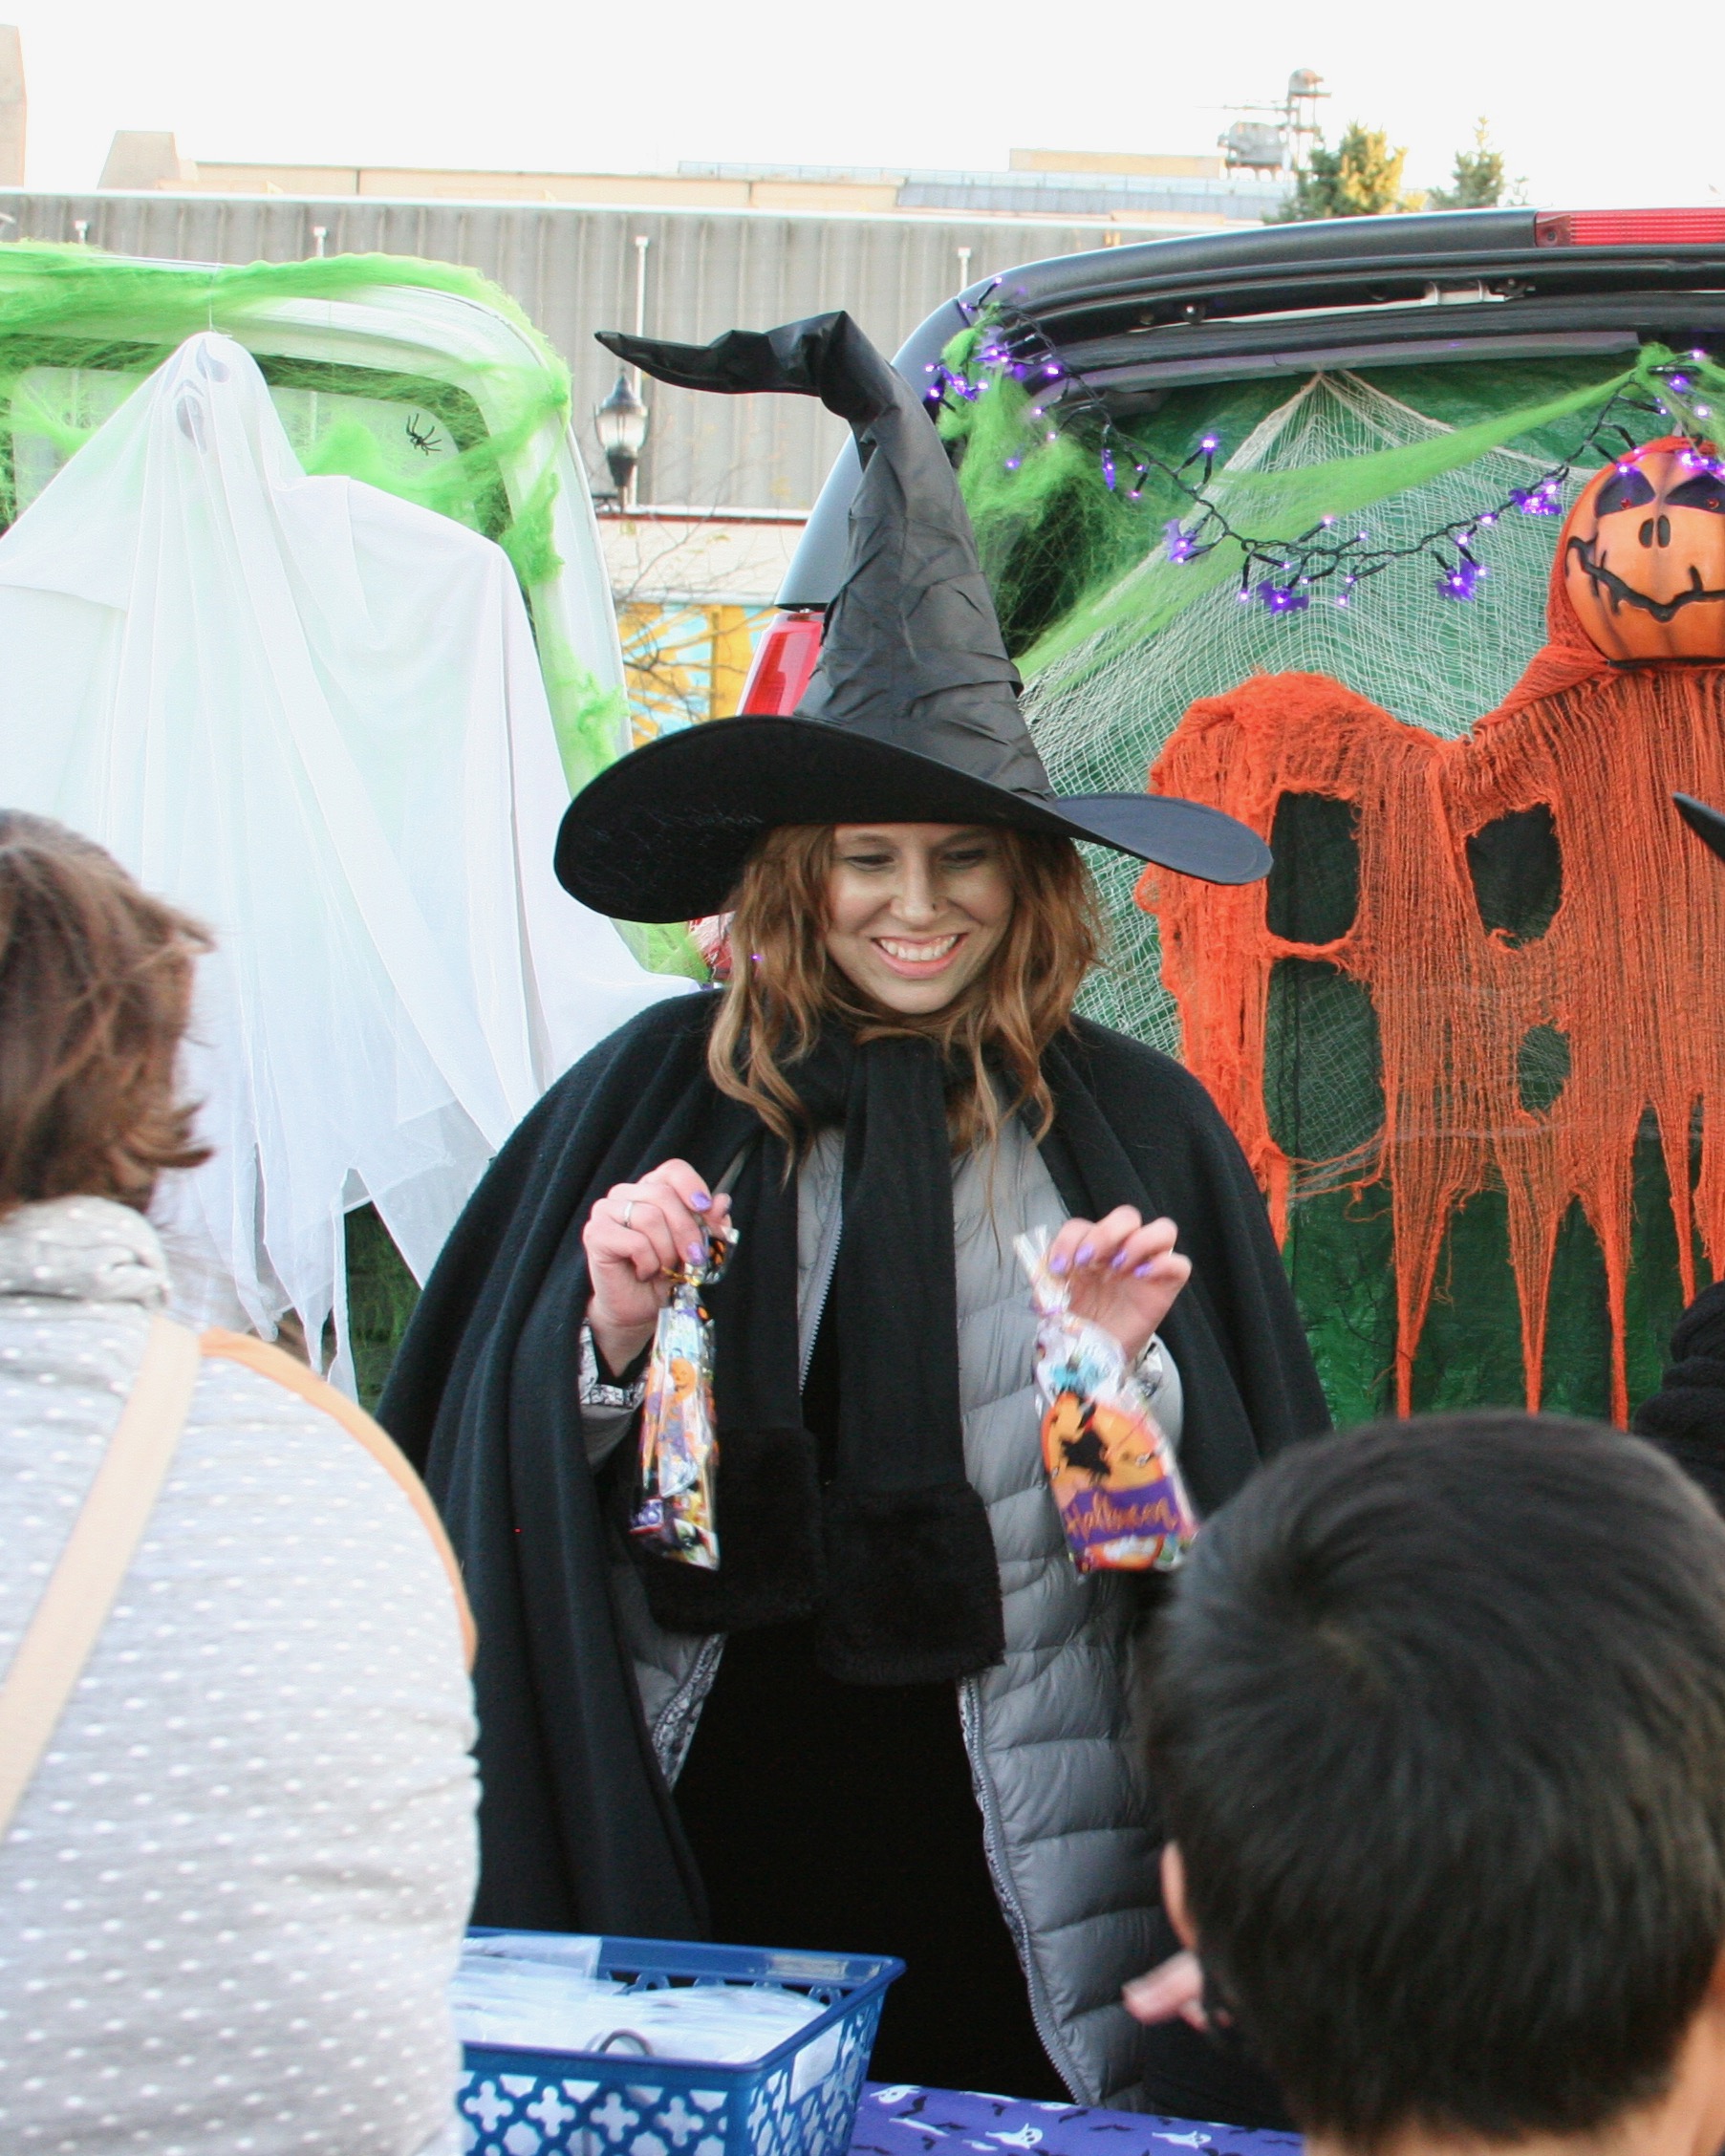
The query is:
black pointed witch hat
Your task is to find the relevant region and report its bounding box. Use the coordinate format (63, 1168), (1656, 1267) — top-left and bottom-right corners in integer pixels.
(555, 311), (1270, 923)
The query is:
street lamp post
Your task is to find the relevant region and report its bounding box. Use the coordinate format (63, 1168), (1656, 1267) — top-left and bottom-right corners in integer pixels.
(595, 371), (649, 510)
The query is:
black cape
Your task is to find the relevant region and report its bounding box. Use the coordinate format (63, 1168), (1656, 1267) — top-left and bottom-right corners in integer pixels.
(379, 992), (1330, 1936)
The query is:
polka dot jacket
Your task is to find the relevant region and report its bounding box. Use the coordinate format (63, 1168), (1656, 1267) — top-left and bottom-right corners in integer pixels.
(0, 1197), (480, 2155)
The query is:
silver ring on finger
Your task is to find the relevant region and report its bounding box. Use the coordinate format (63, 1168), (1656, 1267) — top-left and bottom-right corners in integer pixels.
(619, 1199), (636, 1229)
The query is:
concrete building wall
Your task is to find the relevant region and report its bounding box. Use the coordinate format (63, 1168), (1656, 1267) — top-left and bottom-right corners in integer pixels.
(91, 136), (1283, 225)
(0, 187), (1133, 509)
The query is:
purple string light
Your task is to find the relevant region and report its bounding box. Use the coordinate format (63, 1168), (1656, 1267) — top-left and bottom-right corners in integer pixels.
(937, 318), (1720, 617)
(1436, 555), (1486, 601)
(1257, 582), (1310, 614)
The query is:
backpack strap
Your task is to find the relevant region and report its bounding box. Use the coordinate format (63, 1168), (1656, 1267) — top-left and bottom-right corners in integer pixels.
(0, 1314), (202, 1843)
(200, 1329), (476, 1669)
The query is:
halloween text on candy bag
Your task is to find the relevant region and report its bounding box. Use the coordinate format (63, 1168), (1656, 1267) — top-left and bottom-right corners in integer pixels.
(1015, 1227), (1197, 1574)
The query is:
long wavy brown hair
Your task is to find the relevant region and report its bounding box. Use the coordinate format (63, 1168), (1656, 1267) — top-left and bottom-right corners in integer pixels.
(708, 824), (1103, 1152)
(0, 812), (212, 1218)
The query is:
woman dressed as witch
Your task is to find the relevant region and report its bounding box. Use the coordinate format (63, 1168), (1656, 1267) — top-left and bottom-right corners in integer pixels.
(383, 315), (1329, 2122)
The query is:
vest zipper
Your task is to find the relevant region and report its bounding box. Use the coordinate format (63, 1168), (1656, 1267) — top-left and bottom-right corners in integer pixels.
(959, 1673), (1090, 2102)
(799, 1186), (842, 1389)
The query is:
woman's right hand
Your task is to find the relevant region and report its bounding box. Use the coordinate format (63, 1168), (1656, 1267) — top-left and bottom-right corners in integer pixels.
(583, 1158), (733, 1379)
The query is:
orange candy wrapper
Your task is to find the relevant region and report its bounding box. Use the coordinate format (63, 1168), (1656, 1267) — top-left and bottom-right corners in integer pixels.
(1015, 1227), (1197, 1574)
(631, 1221), (737, 1570)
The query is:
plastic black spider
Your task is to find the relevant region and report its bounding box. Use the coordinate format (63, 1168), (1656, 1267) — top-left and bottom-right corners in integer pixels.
(404, 412), (439, 455)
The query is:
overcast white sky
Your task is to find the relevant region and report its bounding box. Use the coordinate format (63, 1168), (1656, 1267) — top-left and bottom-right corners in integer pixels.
(3, 0), (1712, 209)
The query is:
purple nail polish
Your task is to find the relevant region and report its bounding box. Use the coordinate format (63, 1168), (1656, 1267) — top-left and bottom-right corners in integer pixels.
(1134, 1263), (1154, 1279)
(687, 1240), (707, 1264)
(1076, 1242), (1095, 1267)
(1110, 1251), (1130, 1272)
(1049, 1252), (1069, 1275)
(691, 1191), (711, 1211)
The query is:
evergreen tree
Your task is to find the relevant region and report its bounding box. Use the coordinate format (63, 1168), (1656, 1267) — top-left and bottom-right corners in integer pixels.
(1428, 119), (1508, 209)
(1274, 121), (1419, 222)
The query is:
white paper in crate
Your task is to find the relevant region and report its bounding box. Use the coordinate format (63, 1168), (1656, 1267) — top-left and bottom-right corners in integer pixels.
(0, 334), (685, 1379)
(455, 1936), (839, 2098)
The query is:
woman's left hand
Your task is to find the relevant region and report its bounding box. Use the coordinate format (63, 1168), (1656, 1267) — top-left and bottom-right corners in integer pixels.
(1048, 1209), (1191, 1364)
(1123, 1950), (1210, 2030)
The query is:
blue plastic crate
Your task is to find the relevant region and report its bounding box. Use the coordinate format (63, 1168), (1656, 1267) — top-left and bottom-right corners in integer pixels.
(457, 1933), (903, 2156)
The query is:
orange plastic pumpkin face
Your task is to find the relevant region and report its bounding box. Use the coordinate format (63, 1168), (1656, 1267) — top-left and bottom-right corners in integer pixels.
(1562, 436), (1725, 661)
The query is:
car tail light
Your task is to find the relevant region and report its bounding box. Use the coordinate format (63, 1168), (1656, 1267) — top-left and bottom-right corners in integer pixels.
(1536, 208), (1725, 248)
(688, 911), (734, 980)
(738, 609), (824, 715)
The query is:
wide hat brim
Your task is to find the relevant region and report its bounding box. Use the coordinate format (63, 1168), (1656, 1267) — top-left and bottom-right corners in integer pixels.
(556, 715), (1271, 922)
(1676, 792), (1725, 864)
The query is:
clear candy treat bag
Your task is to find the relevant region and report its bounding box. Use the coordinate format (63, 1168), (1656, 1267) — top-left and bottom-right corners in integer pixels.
(1015, 1225), (1197, 1574)
(631, 1219), (737, 1570)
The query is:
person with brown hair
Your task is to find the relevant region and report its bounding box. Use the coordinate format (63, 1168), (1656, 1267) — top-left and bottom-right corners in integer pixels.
(0, 812), (480, 2156)
(381, 316), (1328, 2119)
(0, 813), (214, 1207)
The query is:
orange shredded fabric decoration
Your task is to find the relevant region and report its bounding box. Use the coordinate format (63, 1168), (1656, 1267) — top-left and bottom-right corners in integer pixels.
(1144, 460), (1725, 1423)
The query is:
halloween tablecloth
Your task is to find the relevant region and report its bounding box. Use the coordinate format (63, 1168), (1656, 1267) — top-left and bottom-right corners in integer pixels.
(851, 2083), (1300, 2156)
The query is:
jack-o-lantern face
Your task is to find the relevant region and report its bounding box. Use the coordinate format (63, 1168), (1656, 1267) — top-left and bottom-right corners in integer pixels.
(1562, 436), (1725, 662)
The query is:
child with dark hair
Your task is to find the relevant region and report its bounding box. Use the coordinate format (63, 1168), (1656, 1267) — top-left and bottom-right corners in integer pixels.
(1135, 1412), (1725, 2156)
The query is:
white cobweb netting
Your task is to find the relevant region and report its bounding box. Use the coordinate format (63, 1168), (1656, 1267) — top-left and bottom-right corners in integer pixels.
(1024, 370), (1589, 1052)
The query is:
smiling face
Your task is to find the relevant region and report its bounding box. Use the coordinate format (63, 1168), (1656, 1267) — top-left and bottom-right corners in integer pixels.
(822, 823), (1016, 1016)
(1562, 438), (1725, 661)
